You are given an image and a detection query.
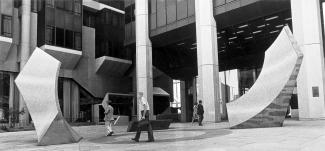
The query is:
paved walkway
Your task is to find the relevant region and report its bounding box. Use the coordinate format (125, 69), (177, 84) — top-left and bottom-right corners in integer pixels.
(0, 119), (325, 151)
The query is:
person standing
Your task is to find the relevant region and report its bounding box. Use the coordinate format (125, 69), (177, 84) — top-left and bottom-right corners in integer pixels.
(132, 92), (154, 142)
(191, 102), (199, 125)
(197, 100), (204, 126)
(102, 93), (115, 136)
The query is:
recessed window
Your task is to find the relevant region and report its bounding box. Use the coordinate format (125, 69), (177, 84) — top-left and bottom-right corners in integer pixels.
(56, 28), (64, 47)
(1, 15), (12, 37)
(65, 30), (74, 49)
(74, 32), (81, 50)
(45, 0), (55, 8)
(45, 26), (55, 45)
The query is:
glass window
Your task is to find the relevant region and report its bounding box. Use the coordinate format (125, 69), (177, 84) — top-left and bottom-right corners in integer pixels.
(46, 0), (55, 7)
(166, 0), (176, 24)
(74, 32), (81, 50)
(55, 0), (64, 9)
(65, 30), (74, 49)
(157, 0), (167, 27)
(74, 0), (81, 15)
(112, 13), (118, 27)
(45, 26), (55, 45)
(0, 72), (10, 123)
(177, 0), (188, 20)
(56, 28), (65, 47)
(1, 15), (12, 38)
(65, 0), (73, 12)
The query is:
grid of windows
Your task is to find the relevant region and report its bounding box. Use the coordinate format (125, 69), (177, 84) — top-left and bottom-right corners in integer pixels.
(1, 15), (12, 38)
(38, 0), (82, 51)
(45, 25), (81, 50)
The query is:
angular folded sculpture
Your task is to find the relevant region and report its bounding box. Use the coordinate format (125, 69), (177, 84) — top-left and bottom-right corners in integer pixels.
(226, 26), (303, 129)
(15, 48), (82, 145)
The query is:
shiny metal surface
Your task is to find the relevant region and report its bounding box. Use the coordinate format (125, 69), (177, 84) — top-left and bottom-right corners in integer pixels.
(15, 48), (82, 145)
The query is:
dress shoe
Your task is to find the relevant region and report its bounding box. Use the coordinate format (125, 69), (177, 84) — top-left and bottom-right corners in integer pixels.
(131, 138), (139, 142)
(146, 139), (154, 142)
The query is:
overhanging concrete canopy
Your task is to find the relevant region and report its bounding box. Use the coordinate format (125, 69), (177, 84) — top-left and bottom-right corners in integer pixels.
(153, 87), (170, 97)
(41, 45), (82, 69)
(95, 56), (132, 76)
(0, 36), (13, 62)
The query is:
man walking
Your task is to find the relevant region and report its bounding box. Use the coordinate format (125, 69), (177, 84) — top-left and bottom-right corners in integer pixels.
(197, 100), (204, 126)
(132, 92), (154, 142)
(102, 93), (114, 136)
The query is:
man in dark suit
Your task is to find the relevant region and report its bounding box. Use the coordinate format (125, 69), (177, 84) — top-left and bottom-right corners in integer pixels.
(197, 100), (204, 126)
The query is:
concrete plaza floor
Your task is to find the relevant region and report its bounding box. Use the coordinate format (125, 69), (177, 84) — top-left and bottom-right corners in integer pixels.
(0, 119), (325, 151)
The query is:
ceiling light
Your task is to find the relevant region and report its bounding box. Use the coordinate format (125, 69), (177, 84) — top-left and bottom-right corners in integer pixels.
(265, 16), (278, 21)
(276, 25), (284, 28)
(270, 30), (279, 34)
(218, 36), (222, 39)
(228, 36), (237, 40)
(192, 43), (197, 45)
(257, 25), (266, 28)
(237, 30), (244, 34)
(245, 36), (253, 40)
(238, 24), (249, 28)
(177, 42), (185, 46)
(252, 30), (262, 34)
(190, 47), (197, 50)
(285, 18), (292, 21)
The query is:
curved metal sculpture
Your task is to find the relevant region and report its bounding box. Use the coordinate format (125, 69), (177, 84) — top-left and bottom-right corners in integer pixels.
(15, 48), (82, 145)
(226, 26), (303, 129)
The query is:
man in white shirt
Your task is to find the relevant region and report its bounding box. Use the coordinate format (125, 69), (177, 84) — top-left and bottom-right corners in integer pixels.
(132, 92), (154, 142)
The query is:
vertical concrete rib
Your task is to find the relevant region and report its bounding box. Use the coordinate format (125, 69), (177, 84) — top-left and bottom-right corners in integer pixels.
(291, 0), (325, 119)
(195, 0), (221, 122)
(19, 0), (31, 126)
(135, 0), (154, 119)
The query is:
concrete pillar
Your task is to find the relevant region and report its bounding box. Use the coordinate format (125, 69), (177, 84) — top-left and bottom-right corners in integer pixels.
(19, 0), (31, 126)
(291, 0), (325, 119)
(63, 79), (71, 121)
(180, 81), (187, 122)
(135, 0), (154, 120)
(8, 73), (15, 126)
(92, 104), (100, 124)
(71, 82), (80, 122)
(195, 0), (221, 122)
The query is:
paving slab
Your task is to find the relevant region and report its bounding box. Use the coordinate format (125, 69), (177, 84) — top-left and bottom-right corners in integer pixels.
(0, 120), (325, 151)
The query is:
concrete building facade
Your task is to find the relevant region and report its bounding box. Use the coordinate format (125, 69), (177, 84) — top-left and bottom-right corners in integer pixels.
(0, 0), (324, 126)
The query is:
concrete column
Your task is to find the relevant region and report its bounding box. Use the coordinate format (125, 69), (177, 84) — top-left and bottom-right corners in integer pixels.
(92, 104), (100, 124)
(135, 0), (154, 120)
(291, 0), (325, 119)
(19, 0), (31, 126)
(63, 79), (71, 121)
(180, 81), (187, 122)
(8, 73), (15, 126)
(71, 82), (80, 122)
(195, 0), (221, 122)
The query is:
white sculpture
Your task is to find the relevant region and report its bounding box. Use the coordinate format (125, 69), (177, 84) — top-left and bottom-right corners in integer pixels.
(226, 26), (303, 129)
(15, 48), (82, 145)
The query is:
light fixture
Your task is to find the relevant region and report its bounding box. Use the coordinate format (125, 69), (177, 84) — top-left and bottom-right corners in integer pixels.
(177, 42), (185, 46)
(228, 36), (237, 40)
(238, 24), (249, 28)
(252, 30), (262, 34)
(269, 30), (279, 34)
(265, 16), (278, 21)
(218, 36), (222, 39)
(285, 17), (292, 21)
(190, 47), (197, 50)
(237, 30), (244, 34)
(245, 36), (253, 40)
(276, 25), (284, 28)
(192, 43), (197, 45)
(257, 25), (266, 28)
